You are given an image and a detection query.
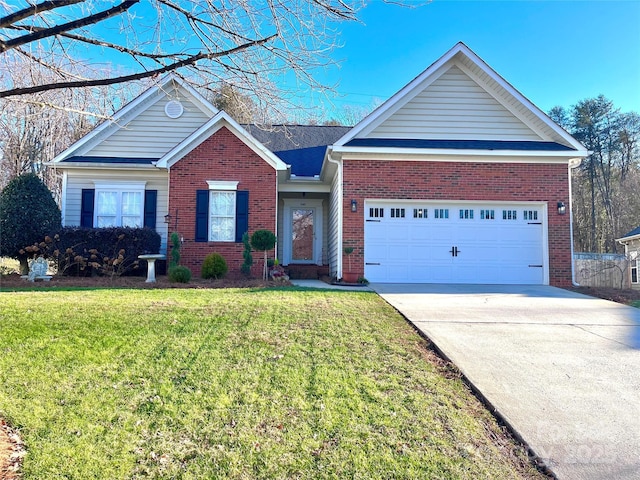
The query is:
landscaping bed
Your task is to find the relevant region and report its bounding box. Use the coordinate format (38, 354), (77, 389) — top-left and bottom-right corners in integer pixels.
(569, 286), (640, 306)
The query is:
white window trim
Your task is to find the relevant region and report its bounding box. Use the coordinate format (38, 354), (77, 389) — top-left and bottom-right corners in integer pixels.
(93, 181), (146, 228)
(206, 181), (239, 242)
(631, 257), (638, 284)
(207, 180), (238, 191)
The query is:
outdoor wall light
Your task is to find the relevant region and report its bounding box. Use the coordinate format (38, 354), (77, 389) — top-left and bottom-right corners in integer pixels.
(351, 199), (358, 212)
(164, 213), (171, 223)
(557, 202), (566, 215)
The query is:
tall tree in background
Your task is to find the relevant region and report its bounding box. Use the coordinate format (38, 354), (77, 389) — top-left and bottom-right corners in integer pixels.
(550, 97), (640, 253)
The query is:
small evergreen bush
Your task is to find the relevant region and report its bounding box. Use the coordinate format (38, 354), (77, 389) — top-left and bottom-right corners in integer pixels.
(201, 252), (228, 279)
(169, 265), (191, 283)
(0, 173), (62, 273)
(241, 232), (253, 276)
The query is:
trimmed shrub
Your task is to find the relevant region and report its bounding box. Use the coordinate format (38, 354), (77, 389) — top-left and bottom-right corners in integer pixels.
(241, 232), (253, 276)
(169, 232), (181, 269)
(201, 252), (228, 279)
(0, 173), (62, 273)
(251, 230), (277, 280)
(169, 265), (191, 283)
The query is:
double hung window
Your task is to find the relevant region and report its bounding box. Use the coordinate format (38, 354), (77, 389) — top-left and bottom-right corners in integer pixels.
(94, 182), (145, 228)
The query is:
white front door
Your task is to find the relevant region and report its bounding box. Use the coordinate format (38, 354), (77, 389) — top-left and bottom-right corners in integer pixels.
(283, 199), (323, 265)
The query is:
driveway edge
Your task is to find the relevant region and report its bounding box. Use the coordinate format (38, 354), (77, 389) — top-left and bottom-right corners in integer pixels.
(382, 298), (557, 479)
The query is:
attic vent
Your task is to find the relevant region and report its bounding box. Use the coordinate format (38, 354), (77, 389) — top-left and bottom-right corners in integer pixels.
(165, 100), (184, 119)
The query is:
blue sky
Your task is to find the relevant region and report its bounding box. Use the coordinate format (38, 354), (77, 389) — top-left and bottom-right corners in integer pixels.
(309, 0), (640, 118)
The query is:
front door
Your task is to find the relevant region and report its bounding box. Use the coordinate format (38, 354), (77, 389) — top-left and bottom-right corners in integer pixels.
(283, 199), (323, 265)
(292, 208), (315, 262)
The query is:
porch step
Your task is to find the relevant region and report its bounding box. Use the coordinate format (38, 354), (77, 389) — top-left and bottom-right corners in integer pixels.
(285, 264), (329, 280)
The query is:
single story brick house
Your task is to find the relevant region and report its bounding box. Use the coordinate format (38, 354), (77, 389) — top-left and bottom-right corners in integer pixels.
(50, 43), (588, 286)
(617, 226), (640, 289)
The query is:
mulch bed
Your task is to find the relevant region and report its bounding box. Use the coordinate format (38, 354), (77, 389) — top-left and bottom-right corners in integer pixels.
(569, 286), (640, 305)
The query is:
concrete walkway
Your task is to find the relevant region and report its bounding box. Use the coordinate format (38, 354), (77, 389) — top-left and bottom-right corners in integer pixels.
(371, 284), (640, 480)
(290, 279), (372, 291)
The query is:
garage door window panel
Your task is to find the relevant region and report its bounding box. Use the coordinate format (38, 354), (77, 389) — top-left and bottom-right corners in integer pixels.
(413, 208), (428, 219)
(480, 210), (495, 220)
(503, 210), (517, 220)
(459, 209), (474, 220)
(390, 208), (405, 218)
(435, 209), (449, 219)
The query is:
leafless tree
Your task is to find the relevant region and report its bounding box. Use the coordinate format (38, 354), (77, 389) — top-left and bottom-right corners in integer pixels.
(0, 53), (143, 193)
(0, 0), (382, 119)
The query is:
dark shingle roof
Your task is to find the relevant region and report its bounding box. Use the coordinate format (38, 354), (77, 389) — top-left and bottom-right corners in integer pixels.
(243, 125), (351, 176)
(244, 125), (351, 152)
(63, 156), (157, 164)
(344, 139), (576, 151)
(620, 226), (640, 239)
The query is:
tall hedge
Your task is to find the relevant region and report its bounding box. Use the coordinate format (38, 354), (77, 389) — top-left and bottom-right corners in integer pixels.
(0, 173), (61, 272)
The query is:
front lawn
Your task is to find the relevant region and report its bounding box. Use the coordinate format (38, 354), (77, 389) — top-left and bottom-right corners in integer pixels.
(0, 288), (543, 479)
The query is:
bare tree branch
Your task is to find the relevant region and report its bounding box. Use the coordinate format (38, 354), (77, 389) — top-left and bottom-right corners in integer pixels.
(1, 34), (277, 97)
(0, 0), (82, 29)
(0, 0), (139, 53)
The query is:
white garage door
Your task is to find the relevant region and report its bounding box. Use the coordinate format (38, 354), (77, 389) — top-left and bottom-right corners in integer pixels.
(364, 201), (547, 284)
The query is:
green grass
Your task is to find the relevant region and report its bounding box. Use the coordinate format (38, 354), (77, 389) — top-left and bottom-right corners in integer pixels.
(632, 300), (640, 309)
(0, 287), (541, 479)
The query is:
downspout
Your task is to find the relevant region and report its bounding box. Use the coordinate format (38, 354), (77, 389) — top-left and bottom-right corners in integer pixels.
(327, 148), (343, 280)
(569, 158), (581, 286)
(60, 169), (67, 226)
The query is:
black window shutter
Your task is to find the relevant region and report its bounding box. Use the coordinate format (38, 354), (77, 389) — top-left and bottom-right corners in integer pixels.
(235, 190), (249, 243)
(80, 189), (95, 228)
(143, 190), (157, 229)
(195, 190), (209, 242)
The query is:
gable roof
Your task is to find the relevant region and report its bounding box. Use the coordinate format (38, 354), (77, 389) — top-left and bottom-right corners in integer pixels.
(156, 111), (288, 171)
(244, 125), (351, 176)
(617, 226), (640, 243)
(51, 75), (218, 164)
(334, 42), (588, 158)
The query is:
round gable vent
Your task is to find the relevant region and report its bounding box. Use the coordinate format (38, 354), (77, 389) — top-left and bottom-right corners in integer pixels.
(165, 100), (184, 119)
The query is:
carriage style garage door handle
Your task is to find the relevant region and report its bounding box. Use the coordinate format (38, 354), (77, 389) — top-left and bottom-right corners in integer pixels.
(449, 246), (461, 257)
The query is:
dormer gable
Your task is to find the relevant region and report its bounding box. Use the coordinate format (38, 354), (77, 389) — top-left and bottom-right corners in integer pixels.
(52, 75), (218, 163)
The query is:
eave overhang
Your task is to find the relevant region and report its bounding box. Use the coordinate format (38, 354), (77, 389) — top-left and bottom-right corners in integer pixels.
(157, 111), (288, 171)
(330, 146), (588, 165)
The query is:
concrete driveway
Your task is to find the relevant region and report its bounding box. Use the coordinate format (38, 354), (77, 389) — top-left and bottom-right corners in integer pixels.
(372, 284), (640, 480)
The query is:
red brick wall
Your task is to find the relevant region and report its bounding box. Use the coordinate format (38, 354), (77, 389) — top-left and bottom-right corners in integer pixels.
(342, 160), (572, 287)
(168, 126), (276, 277)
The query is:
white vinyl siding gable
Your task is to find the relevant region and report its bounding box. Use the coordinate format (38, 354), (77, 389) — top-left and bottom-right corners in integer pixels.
(86, 85), (212, 158)
(368, 65), (543, 141)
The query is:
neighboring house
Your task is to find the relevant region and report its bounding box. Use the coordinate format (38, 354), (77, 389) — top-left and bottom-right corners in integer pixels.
(616, 226), (640, 290)
(50, 42), (588, 286)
